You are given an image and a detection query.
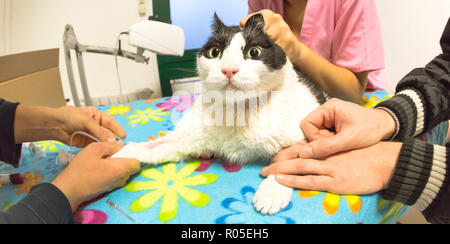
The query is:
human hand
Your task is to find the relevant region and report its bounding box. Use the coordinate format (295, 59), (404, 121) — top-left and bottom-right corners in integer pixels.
(52, 142), (141, 212)
(240, 9), (302, 63)
(299, 98), (397, 159)
(262, 142), (402, 195)
(55, 106), (127, 148)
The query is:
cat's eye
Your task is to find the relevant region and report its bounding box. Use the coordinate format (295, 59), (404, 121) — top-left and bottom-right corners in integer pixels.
(207, 47), (222, 59)
(247, 47), (262, 59)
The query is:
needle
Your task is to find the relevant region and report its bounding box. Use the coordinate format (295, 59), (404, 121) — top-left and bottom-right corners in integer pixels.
(106, 199), (139, 224)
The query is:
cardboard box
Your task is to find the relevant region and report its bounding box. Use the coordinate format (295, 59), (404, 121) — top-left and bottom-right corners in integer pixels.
(0, 49), (66, 108)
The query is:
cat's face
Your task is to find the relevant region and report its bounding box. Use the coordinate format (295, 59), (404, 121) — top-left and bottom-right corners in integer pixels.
(197, 14), (288, 97)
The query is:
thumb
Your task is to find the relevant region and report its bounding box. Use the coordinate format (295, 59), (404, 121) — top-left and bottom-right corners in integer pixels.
(299, 132), (351, 159)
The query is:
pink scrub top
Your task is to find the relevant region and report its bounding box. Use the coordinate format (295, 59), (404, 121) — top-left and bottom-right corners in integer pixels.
(248, 0), (393, 92)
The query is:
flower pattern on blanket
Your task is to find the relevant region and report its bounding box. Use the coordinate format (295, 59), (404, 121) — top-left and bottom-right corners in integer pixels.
(216, 186), (295, 224)
(125, 161), (218, 222)
(106, 105), (132, 116)
(35, 140), (65, 152)
(125, 108), (171, 125)
(377, 198), (406, 224)
(13, 171), (44, 195)
(299, 191), (362, 216)
(156, 95), (198, 113)
(1, 90), (422, 224)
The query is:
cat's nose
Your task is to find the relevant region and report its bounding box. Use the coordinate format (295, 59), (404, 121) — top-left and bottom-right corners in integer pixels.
(222, 68), (240, 80)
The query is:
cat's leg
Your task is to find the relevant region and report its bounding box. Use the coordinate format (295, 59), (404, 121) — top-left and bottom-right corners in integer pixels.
(113, 128), (209, 165)
(253, 175), (293, 215)
(112, 140), (193, 165)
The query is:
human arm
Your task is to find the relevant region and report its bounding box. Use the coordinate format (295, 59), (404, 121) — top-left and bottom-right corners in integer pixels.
(14, 105), (126, 147)
(299, 18), (450, 159)
(264, 139), (449, 224)
(0, 99), (22, 167)
(0, 142), (141, 224)
(241, 9), (367, 103)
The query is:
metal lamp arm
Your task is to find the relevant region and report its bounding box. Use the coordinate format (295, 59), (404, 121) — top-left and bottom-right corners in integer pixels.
(63, 24), (149, 107)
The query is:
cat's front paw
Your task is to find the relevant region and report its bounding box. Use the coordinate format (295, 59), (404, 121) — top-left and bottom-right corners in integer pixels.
(112, 142), (147, 160)
(253, 175), (293, 215)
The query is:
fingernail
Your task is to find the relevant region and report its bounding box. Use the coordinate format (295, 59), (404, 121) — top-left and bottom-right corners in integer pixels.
(108, 137), (115, 143)
(300, 147), (313, 158)
(261, 167), (269, 176)
(276, 175), (285, 181)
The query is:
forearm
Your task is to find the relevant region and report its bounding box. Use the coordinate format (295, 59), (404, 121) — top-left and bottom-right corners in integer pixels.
(383, 137), (449, 224)
(14, 104), (63, 144)
(291, 42), (366, 103)
(0, 183), (74, 224)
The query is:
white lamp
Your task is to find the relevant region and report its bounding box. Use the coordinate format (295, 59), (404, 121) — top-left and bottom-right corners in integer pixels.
(63, 20), (185, 107)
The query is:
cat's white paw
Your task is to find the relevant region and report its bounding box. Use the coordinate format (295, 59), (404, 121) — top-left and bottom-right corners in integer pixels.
(253, 175), (293, 215)
(111, 142), (148, 160)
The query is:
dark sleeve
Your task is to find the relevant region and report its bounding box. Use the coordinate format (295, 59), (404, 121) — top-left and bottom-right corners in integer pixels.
(0, 98), (22, 167)
(375, 19), (450, 224)
(376, 18), (450, 140)
(382, 137), (449, 224)
(0, 183), (74, 224)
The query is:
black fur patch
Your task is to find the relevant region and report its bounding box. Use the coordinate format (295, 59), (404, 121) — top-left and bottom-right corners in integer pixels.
(242, 14), (287, 70)
(199, 13), (241, 57)
(199, 14), (327, 104)
(199, 14), (287, 71)
(294, 67), (329, 105)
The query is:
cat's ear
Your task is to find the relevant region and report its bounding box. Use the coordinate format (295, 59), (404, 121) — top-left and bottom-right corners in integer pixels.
(212, 12), (226, 32)
(244, 14), (265, 32)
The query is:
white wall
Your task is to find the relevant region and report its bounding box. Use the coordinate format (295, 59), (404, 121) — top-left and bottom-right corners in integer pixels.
(377, 0), (450, 87)
(0, 0), (12, 54)
(1, 0), (162, 103)
(1, 0), (449, 102)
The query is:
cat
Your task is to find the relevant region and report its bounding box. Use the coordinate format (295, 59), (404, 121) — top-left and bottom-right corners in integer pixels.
(112, 13), (327, 215)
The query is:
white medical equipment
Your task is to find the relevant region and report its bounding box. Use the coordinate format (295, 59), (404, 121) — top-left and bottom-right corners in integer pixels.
(63, 19), (185, 107)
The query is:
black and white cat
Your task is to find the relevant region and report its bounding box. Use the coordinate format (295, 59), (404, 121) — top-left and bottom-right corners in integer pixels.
(113, 14), (327, 215)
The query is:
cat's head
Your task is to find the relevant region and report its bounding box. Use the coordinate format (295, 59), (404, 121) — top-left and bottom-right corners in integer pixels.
(197, 13), (289, 97)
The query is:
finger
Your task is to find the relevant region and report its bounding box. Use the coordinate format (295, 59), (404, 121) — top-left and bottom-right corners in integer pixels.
(86, 107), (127, 139)
(301, 102), (337, 141)
(299, 132), (352, 159)
(272, 141), (307, 163)
(240, 9), (272, 27)
(89, 141), (125, 159)
(262, 158), (331, 177)
(240, 13), (255, 27)
(84, 117), (119, 143)
(98, 111), (127, 139)
(275, 174), (334, 191)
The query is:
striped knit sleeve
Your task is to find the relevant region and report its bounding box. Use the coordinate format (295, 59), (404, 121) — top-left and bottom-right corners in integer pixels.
(382, 137), (449, 223)
(376, 88), (426, 140)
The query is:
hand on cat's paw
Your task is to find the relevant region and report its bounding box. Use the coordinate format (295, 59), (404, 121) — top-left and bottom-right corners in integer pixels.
(252, 175), (293, 215)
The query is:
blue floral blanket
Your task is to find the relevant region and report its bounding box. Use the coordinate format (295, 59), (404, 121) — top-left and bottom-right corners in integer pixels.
(1, 90), (447, 224)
